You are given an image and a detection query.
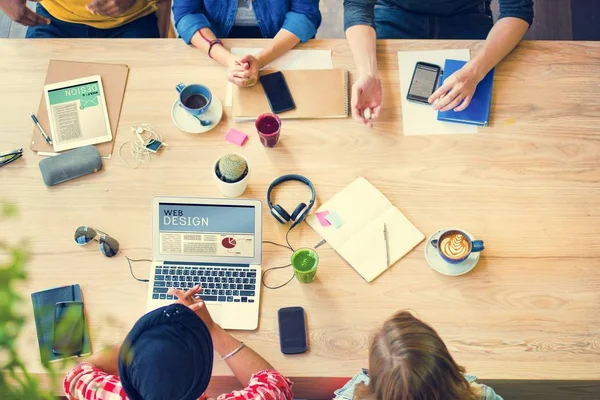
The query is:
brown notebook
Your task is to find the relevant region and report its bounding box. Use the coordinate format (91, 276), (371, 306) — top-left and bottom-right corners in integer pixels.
(30, 60), (129, 158)
(232, 69), (349, 121)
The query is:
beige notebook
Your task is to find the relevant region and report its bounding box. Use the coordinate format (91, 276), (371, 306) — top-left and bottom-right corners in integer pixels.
(306, 177), (425, 283)
(232, 69), (349, 121)
(30, 60), (129, 158)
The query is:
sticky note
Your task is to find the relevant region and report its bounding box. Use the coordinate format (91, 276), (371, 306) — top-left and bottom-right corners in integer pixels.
(325, 212), (344, 229)
(316, 211), (331, 227)
(225, 128), (248, 146)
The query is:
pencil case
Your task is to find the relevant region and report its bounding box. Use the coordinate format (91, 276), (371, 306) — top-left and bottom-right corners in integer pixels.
(39, 145), (102, 186)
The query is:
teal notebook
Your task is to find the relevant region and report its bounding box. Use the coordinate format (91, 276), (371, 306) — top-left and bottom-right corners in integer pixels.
(31, 284), (91, 363)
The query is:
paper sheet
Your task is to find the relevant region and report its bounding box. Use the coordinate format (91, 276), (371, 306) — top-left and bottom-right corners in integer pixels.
(225, 49), (333, 107)
(325, 212), (345, 229)
(398, 50), (478, 135)
(225, 128), (248, 146)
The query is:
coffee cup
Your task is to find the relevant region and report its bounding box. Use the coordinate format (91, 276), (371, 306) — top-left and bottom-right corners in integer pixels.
(431, 229), (484, 264)
(176, 83), (212, 119)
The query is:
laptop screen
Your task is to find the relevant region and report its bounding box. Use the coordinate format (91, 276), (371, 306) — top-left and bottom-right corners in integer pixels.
(158, 202), (256, 258)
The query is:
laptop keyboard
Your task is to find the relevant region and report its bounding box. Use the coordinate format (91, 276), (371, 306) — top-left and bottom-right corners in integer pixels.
(152, 265), (257, 304)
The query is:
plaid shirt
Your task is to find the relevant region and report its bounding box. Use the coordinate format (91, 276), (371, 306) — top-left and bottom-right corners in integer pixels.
(64, 363), (294, 400)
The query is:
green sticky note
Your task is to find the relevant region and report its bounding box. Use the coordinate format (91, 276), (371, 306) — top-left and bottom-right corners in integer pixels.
(325, 212), (344, 229)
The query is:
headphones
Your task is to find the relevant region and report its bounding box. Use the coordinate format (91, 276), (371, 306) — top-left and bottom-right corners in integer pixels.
(267, 174), (316, 229)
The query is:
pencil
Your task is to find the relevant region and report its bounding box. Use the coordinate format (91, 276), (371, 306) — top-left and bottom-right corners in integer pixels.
(384, 223), (390, 268)
(30, 111), (52, 145)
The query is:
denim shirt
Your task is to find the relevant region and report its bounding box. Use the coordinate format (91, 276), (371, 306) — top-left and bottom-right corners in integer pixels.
(334, 369), (504, 400)
(173, 0), (321, 44)
(343, 0), (533, 32)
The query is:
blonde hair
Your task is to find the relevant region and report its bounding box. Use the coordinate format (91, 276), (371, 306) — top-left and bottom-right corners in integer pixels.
(354, 311), (476, 400)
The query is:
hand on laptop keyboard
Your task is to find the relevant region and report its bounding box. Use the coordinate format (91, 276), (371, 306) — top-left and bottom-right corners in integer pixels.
(168, 285), (215, 331)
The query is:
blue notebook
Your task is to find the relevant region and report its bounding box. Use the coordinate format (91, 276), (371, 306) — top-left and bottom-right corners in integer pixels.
(31, 284), (91, 363)
(437, 59), (495, 126)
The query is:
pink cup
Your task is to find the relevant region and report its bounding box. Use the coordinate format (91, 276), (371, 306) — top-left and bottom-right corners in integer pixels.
(255, 113), (281, 148)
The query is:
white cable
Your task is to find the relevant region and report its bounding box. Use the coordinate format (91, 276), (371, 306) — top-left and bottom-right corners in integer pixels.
(118, 125), (165, 169)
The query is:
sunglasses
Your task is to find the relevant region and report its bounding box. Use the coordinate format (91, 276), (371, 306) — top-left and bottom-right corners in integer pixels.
(74, 226), (120, 257)
(0, 148), (23, 168)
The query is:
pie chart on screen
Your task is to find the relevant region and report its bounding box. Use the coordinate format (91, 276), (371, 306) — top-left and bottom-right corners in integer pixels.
(222, 237), (237, 249)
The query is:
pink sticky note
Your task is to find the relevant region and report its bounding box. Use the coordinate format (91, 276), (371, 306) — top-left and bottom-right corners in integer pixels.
(226, 128), (248, 146)
(316, 211), (331, 227)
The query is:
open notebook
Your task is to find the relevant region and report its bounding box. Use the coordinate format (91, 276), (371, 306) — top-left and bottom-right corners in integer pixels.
(232, 69), (349, 121)
(306, 177), (425, 282)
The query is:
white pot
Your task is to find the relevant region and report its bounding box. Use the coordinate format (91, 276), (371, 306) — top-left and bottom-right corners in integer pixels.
(213, 155), (250, 198)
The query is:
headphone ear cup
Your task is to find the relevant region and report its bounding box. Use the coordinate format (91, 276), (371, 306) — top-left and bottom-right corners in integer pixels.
(271, 204), (291, 224)
(291, 202), (308, 222)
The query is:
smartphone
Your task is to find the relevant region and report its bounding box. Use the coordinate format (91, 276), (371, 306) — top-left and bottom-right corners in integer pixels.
(259, 71), (295, 114)
(145, 138), (163, 153)
(407, 62), (442, 104)
(52, 301), (85, 356)
(278, 306), (308, 354)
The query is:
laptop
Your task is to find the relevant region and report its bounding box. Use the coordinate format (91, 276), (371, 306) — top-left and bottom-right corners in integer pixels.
(147, 196), (263, 330)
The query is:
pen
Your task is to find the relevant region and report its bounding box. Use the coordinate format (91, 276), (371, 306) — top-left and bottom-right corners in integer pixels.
(30, 111), (52, 145)
(383, 223), (390, 268)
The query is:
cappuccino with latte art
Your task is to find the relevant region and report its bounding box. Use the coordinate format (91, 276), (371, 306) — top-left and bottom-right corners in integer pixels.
(431, 229), (485, 264)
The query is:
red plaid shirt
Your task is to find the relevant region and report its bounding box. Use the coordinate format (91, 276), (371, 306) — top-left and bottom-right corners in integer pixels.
(64, 363), (294, 400)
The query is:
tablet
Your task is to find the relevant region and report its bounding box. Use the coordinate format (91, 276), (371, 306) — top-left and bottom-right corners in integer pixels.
(44, 75), (112, 152)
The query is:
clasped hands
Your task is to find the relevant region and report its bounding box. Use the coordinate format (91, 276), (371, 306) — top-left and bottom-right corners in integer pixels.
(227, 54), (261, 88)
(352, 62), (484, 127)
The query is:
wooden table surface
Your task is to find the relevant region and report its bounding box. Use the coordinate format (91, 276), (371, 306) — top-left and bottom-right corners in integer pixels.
(1, 39), (599, 397)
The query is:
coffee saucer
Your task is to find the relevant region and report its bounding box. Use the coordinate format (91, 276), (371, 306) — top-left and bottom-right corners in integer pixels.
(425, 229), (480, 276)
(171, 96), (223, 134)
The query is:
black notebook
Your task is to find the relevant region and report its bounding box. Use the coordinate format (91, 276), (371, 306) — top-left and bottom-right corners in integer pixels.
(31, 284), (91, 363)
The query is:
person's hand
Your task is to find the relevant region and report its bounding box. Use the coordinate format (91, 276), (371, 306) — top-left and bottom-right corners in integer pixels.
(86, 0), (136, 17)
(351, 74), (382, 127)
(168, 285), (216, 332)
(1, 0), (50, 26)
(228, 54), (259, 87)
(429, 64), (483, 112)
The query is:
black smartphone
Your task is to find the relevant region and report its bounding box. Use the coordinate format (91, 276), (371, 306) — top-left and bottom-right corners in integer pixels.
(407, 62), (442, 104)
(259, 71), (296, 114)
(278, 306), (308, 354)
(52, 301), (85, 356)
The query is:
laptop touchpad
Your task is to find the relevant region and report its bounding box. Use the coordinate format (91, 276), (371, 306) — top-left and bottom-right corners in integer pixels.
(207, 304), (223, 325)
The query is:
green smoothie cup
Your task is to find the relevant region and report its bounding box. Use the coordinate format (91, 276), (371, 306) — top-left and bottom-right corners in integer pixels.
(291, 248), (319, 283)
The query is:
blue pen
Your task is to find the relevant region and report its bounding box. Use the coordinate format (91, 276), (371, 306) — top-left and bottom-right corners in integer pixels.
(30, 111), (52, 145)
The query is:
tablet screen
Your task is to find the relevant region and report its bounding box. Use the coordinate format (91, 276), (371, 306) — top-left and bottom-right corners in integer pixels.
(47, 79), (109, 147)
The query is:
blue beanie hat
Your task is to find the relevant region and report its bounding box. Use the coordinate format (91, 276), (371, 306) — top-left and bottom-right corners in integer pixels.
(118, 304), (213, 400)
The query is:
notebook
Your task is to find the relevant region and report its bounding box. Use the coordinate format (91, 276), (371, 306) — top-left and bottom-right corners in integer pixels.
(30, 60), (130, 158)
(437, 59), (495, 126)
(306, 177), (425, 282)
(232, 69), (349, 121)
(31, 284), (91, 363)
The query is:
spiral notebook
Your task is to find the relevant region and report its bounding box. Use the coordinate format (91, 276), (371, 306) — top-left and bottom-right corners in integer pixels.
(232, 69), (349, 121)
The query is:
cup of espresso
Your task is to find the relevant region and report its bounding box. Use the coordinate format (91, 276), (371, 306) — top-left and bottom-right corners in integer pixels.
(176, 83), (212, 117)
(255, 113), (281, 148)
(431, 229), (484, 264)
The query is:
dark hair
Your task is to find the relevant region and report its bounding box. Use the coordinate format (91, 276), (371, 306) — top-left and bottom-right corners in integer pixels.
(354, 311), (476, 400)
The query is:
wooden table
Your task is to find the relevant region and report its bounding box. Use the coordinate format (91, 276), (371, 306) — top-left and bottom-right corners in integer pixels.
(1, 39), (599, 398)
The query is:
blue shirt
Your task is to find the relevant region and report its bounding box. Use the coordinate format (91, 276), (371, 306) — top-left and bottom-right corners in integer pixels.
(344, 0), (534, 32)
(173, 0), (321, 45)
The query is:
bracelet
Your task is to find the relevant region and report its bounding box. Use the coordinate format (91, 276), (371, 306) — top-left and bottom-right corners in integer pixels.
(222, 342), (245, 360)
(198, 30), (223, 60)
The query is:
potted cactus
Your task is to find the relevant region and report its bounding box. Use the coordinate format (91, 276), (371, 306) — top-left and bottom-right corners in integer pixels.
(213, 153), (250, 197)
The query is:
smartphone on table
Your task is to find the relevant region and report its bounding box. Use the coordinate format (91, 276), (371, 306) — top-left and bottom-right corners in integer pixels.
(278, 306), (308, 354)
(407, 62), (442, 104)
(52, 301), (85, 356)
(260, 71), (296, 114)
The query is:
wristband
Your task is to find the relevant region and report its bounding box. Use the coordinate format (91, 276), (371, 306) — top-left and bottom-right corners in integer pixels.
(198, 30), (223, 60)
(222, 342), (245, 360)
